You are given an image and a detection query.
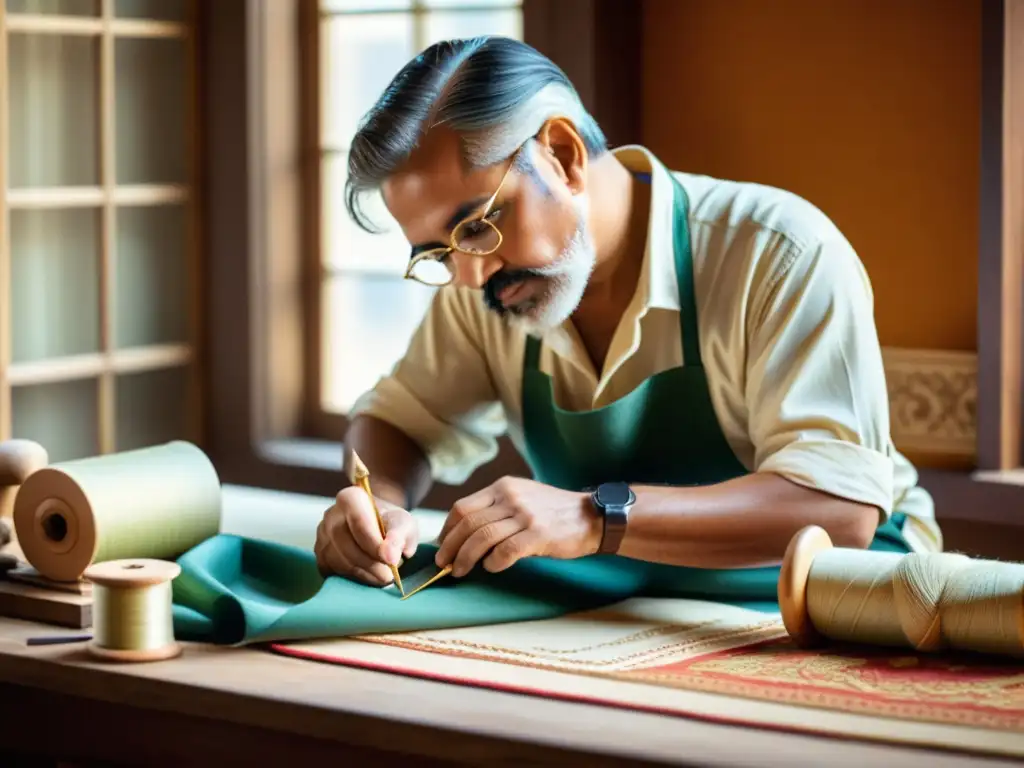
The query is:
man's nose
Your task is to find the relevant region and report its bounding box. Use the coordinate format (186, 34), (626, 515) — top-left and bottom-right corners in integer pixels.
(450, 250), (502, 289)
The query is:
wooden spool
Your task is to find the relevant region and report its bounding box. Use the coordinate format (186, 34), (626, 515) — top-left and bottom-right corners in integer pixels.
(777, 524), (835, 648)
(0, 439), (49, 521)
(83, 558), (183, 663)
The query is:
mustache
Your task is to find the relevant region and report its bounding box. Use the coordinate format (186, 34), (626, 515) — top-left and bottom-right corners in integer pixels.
(483, 268), (543, 314)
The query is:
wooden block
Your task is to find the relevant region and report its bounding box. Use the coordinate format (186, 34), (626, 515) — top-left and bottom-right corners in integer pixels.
(0, 579), (92, 628)
(6, 565), (92, 595)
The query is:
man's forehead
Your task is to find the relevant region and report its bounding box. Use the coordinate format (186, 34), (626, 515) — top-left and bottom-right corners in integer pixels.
(385, 127), (467, 195)
(382, 128), (493, 239)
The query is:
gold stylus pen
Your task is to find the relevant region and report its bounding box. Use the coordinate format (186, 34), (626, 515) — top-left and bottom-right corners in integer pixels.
(349, 450), (404, 596)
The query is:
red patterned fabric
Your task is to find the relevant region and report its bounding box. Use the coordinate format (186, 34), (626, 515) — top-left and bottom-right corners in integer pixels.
(621, 640), (1024, 731)
(271, 600), (1024, 759)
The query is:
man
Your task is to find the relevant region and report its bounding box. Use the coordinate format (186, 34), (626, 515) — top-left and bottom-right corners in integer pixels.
(314, 36), (941, 592)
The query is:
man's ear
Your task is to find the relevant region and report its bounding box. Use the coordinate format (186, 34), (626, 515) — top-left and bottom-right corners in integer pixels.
(534, 117), (588, 194)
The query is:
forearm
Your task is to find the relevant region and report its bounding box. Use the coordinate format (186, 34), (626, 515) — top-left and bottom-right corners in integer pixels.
(342, 415), (433, 509)
(617, 472), (881, 569)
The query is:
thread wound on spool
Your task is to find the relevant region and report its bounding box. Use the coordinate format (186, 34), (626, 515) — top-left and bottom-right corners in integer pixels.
(779, 525), (1024, 659)
(83, 558), (182, 662)
(892, 552), (971, 652)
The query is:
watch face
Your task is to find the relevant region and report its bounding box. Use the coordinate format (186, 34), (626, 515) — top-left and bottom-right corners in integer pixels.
(596, 482), (632, 507)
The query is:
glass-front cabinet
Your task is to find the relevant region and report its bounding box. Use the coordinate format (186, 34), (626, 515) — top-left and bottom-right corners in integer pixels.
(0, 0), (199, 462)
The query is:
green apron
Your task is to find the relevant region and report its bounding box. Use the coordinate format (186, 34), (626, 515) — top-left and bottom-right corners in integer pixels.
(518, 168), (910, 602)
(169, 166), (909, 646)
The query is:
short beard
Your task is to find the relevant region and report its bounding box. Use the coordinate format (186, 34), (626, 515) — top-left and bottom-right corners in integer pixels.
(482, 194), (595, 335)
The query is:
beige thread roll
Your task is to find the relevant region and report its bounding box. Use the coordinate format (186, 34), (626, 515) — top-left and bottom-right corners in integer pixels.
(780, 526), (1024, 658)
(84, 558), (183, 663)
(13, 441), (222, 582)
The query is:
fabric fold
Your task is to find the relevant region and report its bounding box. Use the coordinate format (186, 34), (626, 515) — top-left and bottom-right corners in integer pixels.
(169, 533), (785, 646)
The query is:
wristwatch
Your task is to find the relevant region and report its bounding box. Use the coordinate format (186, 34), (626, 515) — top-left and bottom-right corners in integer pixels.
(591, 482), (635, 554)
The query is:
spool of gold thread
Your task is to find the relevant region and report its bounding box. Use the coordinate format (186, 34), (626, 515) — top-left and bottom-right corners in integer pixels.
(778, 525), (1024, 658)
(82, 559), (182, 663)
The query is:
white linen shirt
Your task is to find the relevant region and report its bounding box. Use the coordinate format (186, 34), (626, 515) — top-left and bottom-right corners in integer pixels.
(349, 145), (941, 554)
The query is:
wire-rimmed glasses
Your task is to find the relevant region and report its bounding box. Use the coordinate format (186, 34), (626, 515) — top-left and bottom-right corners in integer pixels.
(403, 149), (520, 287)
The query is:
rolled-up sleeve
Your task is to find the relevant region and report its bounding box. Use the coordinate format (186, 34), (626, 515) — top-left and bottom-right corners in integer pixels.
(746, 236), (895, 517)
(348, 285), (506, 485)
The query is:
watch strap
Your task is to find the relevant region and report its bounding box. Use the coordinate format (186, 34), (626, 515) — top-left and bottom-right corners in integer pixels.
(599, 503), (629, 554)
(592, 483), (634, 555)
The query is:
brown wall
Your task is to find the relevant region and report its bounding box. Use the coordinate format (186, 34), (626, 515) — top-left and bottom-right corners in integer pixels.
(640, 0), (981, 352)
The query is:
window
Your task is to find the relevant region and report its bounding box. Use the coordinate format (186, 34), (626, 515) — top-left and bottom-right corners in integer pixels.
(309, 0), (523, 433)
(0, 0), (200, 463)
(975, 0), (1024, 474)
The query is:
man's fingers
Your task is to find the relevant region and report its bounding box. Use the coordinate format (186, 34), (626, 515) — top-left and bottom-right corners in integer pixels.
(379, 508), (418, 565)
(451, 517), (523, 578)
(329, 544), (390, 587)
(316, 514), (392, 586)
(344, 490), (387, 556)
(436, 503), (512, 569)
(438, 486), (496, 543)
(337, 531), (394, 585)
(317, 533), (352, 580)
(482, 530), (537, 573)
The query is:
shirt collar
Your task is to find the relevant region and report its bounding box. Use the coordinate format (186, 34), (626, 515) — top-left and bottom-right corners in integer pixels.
(610, 145), (682, 313)
(539, 145), (682, 361)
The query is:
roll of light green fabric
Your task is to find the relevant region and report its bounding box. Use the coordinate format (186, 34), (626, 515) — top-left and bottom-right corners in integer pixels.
(15, 441), (222, 582)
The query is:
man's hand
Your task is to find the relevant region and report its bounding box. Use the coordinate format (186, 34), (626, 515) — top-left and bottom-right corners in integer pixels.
(434, 476), (602, 577)
(315, 486), (419, 586)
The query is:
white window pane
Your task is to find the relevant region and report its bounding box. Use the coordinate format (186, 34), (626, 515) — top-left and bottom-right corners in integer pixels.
(322, 13), (414, 149)
(8, 33), (99, 188)
(322, 0), (412, 12)
(116, 205), (188, 348)
(11, 208), (101, 363)
(323, 150), (410, 274)
(115, 37), (187, 184)
(116, 367), (189, 451)
(115, 0), (185, 20)
(423, 0), (520, 8)
(7, 0), (98, 14)
(322, 274), (436, 413)
(12, 379), (100, 463)
(423, 8), (522, 42)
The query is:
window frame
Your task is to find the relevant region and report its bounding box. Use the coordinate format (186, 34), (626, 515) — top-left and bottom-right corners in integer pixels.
(976, 0), (1024, 473)
(302, 0), (556, 444)
(200, 0), (640, 508)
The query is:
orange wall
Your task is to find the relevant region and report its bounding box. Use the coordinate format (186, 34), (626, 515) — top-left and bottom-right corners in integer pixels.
(641, 0), (981, 351)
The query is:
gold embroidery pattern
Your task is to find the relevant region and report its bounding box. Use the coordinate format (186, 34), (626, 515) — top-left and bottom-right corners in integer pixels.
(359, 620), (786, 671)
(353, 631), (1024, 730)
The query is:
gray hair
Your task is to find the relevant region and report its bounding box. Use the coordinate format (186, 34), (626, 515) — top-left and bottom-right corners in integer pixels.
(344, 36), (608, 233)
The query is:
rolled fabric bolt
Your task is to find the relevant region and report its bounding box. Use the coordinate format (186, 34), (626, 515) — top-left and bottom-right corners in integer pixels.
(13, 441), (221, 582)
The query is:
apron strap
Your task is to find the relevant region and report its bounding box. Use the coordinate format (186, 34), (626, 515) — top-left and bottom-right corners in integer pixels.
(523, 333), (542, 371)
(667, 172), (703, 369)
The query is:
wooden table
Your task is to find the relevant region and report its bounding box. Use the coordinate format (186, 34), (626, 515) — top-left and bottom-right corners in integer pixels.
(0, 486), (1016, 768)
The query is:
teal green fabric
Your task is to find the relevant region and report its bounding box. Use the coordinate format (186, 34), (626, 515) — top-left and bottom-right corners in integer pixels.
(169, 534), (761, 646)
(171, 516), (909, 646)
(169, 160), (912, 646)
